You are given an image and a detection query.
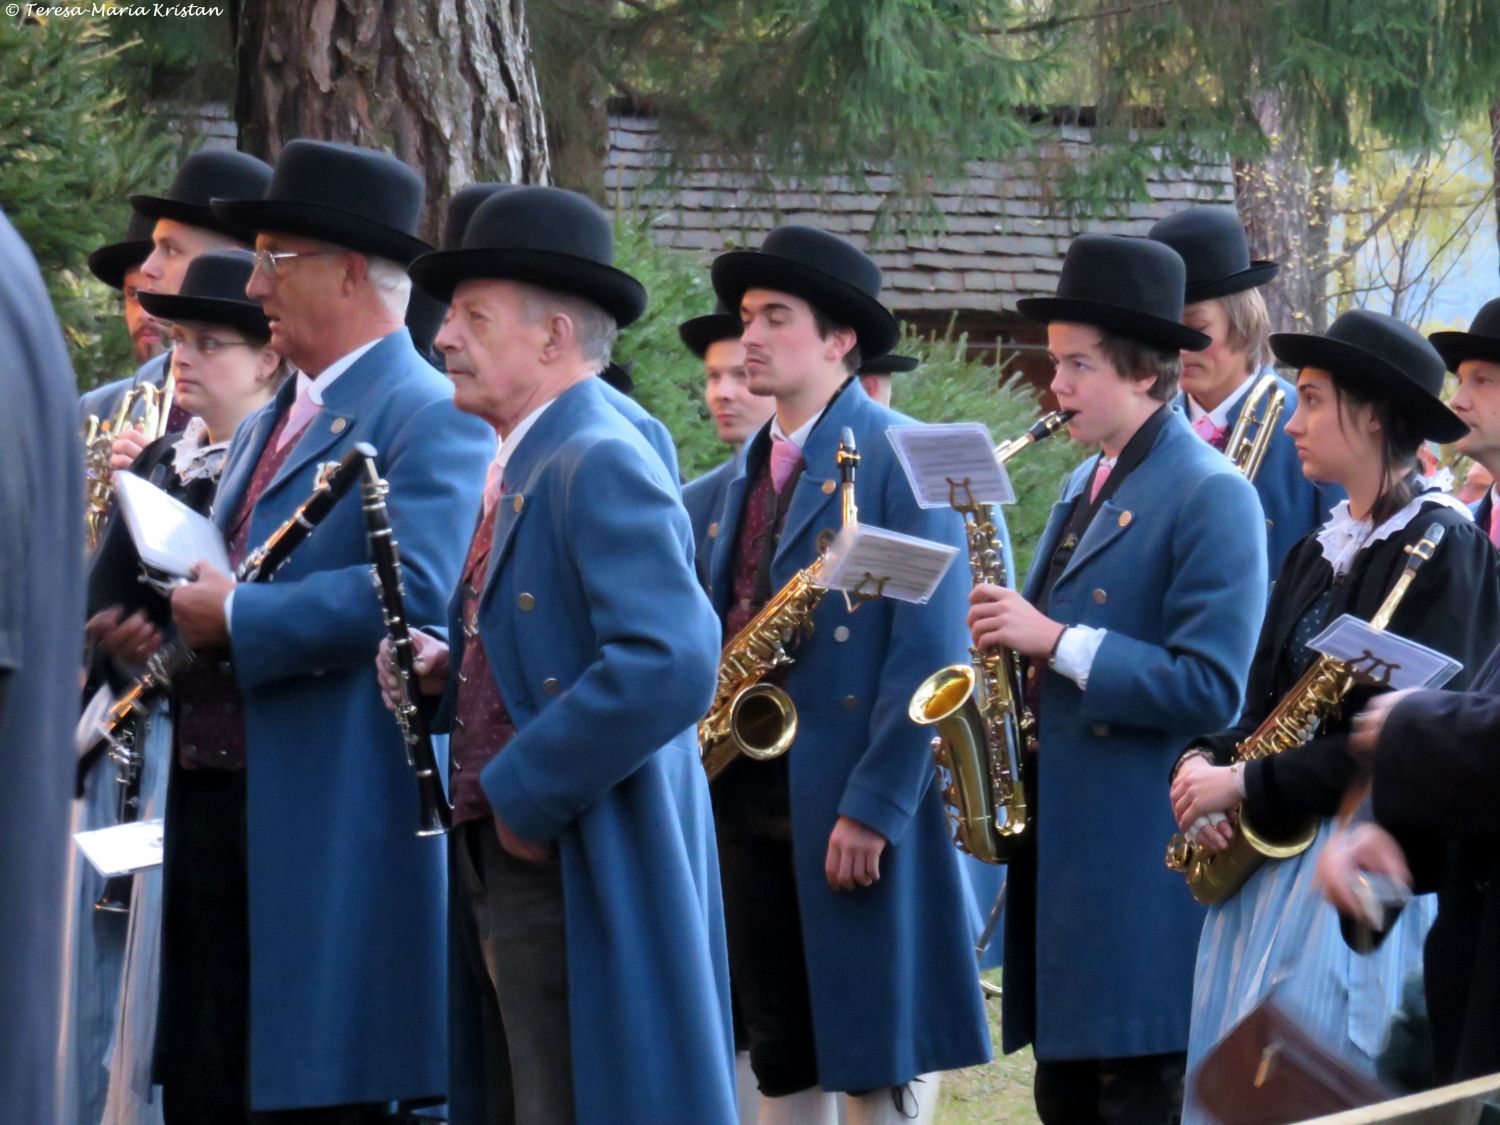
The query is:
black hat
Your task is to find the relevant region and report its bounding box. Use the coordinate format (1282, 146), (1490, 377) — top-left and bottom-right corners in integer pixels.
(443, 183), (514, 251)
(859, 353), (918, 376)
(711, 226), (900, 359)
(678, 301), (743, 358)
(1429, 299), (1500, 373)
(1271, 309), (1465, 443)
(211, 140), (432, 265)
(136, 250), (269, 339)
(600, 360), (635, 395)
(129, 150), (273, 243)
(408, 186), (646, 327)
(1016, 234), (1210, 352)
(87, 211), (156, 291)
(1148, 207), (1279, 303)
(407, 185), (519, 360)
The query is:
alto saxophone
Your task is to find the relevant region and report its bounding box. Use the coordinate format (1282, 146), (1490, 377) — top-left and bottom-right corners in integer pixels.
(1224, 373), (1286, 484)
(699, 427), (861, 781)
(1165, 522), (1448, 904)
(84, 372), (176, 551)
(908, 410), (1074, 864)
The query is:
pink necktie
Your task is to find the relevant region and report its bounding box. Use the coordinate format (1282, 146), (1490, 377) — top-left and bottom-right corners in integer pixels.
(1192, 414), (1226, 447)
(770, 436), (803, 492)
(275, 382), (322, 451)
(482, 460), (504, 518)
(1090, 460), (1112, 503)
(1489, 503), (1500, 550)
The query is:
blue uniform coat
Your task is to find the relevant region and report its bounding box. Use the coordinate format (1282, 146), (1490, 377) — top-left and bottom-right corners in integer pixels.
(683, 454), (738, 590)
(212, 329), (494, 1109)
(441, 377), (736, 1125)
(78, 351), (169, 429)
(1009, 409), (1267, 1060)
(707, 381), (992, 1090)
(597, 376), (680, 485)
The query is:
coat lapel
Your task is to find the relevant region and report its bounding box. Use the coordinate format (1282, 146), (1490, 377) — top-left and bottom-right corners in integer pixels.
(212, 383), (293, 531)
(771, 383), (865, 569)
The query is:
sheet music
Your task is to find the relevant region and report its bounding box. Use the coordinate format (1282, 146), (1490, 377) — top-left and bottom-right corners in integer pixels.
(886, 423), (1015, 508)
(1308, 615), (1462, 691)
(114, 470), (231, 578)
(819, 524), (960, 605)
(74, 819), (165, 878)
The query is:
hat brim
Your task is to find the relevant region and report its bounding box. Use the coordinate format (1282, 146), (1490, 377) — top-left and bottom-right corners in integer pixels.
(711, 251), (899, 359)
(407, 247), (647, 328)
(137, 290), (270, 339)
(862, 353), (919, 375)
(87, 239), (153, 290)
(1270, 332), (1468, 443)
(1428, 330), (1500, 375)
(128, 194), (256, 243)
(1184, 261), (1280, 303)
(678, 313), (743, 358)
(1015, 297), (1211, 352)
(209, 198), (433, 265)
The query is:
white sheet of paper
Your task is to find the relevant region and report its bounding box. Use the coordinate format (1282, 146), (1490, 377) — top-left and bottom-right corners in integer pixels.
(819, 524), (960, 605)
(1308, 614), (1462, 690)
(74, 818), (165, 878)
(886, 423), (1015, 508)
(114, 470), (231, 578)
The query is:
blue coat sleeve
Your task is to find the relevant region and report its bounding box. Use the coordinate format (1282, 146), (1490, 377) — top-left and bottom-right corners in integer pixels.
(481, 439), (720, 844)
(230, 397), (491, 689)
(835, 462), (972, 845)
(1082, 471), (1266, 734)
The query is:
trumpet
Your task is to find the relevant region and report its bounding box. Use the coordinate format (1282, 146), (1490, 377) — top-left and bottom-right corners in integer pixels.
(1224, 373), (1285, 483)
(84, 372), (176, 551)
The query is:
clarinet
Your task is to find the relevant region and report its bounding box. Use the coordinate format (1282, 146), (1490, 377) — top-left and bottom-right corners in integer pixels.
(79, 443), (378, 817)
(360, 457), (453, 836)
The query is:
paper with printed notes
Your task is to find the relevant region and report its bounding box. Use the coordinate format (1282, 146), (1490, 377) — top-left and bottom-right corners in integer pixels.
(1308, 615), (1461, 691)
(114, 469), (231, 578)
(819, 524), (960, 605)
(75, 819), (165, 878)
(886, 423), (1015, 508)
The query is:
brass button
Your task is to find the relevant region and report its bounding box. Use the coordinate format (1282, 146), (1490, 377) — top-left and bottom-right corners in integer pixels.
(1091, 723), (1109, 737)
(1092, 588), (1107, 604)
(518, 592), (536, 612)
(513, 495), (524, 513)
(1117, 511), (1132, 528)
(543, 677), (561, 695)
(822, 479), (836, 495)
(842, 694), (858, 709)
(708, 521), (719, 539)
(834, 625), (850, 643)
(330, 417), (347, 434)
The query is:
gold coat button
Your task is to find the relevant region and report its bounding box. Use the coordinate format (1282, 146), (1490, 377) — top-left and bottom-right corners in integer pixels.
(833, 625), (850, 643)
(513, 495), (525, 513)
(708, 521), (719, 538)
(330, 417), (347, 434)
(542, 677), (561, 695)
(518, 592), (536, 612)
(1092, 723), (1110, 737)
(1092, 588), (1107, 604)
(822, 479), (837, 494)
(1117, 511), (1132, 528)
(842, 694), (858, 709)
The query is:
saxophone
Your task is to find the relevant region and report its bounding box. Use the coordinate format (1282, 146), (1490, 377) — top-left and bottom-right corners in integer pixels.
(1165, 522), (1448, 904)
(699, 428), (860, 781)
(1224, 373), (1285, 484)
(908, 410), (1074, 864)
(84, 372), (176, 551)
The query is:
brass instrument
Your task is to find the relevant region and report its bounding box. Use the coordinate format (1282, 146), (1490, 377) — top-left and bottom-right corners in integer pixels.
(700, 428), (862, 781)
(909, 410), (1075, 864)
(84, 372), (176, 551)
(361, 458), (453, 836)
(1165, 522), (1448, 905)
(1223, 373), (1285, 484)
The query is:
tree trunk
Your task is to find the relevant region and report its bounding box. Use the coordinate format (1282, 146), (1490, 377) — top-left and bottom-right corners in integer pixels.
(527, 0), (609, 202)
(1233, 91), (1331, 334)
(1490, 99), (1500, 271)
(233, 0), (550, 242)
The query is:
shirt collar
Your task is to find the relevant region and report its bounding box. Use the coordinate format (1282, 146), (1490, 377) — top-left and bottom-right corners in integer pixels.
(494, 397), (555, 473)
(298, 333), (388, 406)
(1185, 372), (1256, 428)
(769, 411), (818, 450)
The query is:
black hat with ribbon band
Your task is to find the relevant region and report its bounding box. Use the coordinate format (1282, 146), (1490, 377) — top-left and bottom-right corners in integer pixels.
(678, 301), (743, 358)
(129, 150), (273, 243)
(137, 250), (269, 339)
(408, 186), (647, 327)
(87, 210), (156, 291)
(859, 353), (919, 376)
(211, 140), (432, 265)
(711, 225), (900, 359)
(1271, 309), (1466, 443)
(1016, 234), (1211, 353)
(1429, 298), (1500, 373)
(1148, 206), (1280, 303)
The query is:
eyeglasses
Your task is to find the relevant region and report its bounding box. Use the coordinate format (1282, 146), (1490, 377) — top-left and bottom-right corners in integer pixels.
(252, 249), (342, 278)
(168, 334), (255, 358)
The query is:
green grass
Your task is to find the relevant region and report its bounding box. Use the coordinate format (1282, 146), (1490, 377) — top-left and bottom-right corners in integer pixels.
(936, 974), (1039, 1124)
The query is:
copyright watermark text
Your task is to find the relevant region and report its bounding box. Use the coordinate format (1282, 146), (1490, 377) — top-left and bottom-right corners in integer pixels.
(9, 3), (225, 16)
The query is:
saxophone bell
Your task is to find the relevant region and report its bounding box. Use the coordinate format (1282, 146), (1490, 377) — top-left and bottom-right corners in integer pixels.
(728, 683), (798, 761)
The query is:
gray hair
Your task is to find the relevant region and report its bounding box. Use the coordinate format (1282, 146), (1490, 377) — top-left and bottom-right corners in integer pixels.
(364, 255), (412, 316)
(516, 283), (618, 368)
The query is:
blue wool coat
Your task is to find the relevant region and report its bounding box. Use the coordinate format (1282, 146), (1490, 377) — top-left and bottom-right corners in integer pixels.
(682, 454), (738, 590)
(707, 381), (992, 1090)
(597, 377), (680, 485)
(441, 377), (736, 1125)
(212, 329), (494, 1109)
(1007, 409), (1267, 1060)
(78, 351), (169, 429)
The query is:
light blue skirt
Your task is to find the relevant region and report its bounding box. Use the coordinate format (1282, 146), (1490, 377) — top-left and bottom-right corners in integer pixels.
(1182, 821), (1434, 1125)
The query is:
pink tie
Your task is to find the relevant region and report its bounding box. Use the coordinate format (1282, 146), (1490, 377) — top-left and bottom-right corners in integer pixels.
(1489, 503), (1500, 550)
(770, 436), (803, 492)
(1090, 460), (1112, 503)
(1192, 414), (1226, 447)
(276, 382), (322, 451)
(482, 460), (504, 518)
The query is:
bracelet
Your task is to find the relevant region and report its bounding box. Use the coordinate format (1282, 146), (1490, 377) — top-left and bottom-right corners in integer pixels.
(1046, 626), (1068, 670)
(1171, 747), (1213, 782)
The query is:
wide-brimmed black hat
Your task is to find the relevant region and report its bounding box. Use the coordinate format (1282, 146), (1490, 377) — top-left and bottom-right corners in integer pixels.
(211, 140), (432, 265)
(1429, 299), (1500, 373)
(711, 225), (900, 359)
(129, 150), (272, 243)
(679, 301), (742, 358)
(1148, 207), (1279, 303)
(1271, 309), (1465, 442)
(1016, 234), (1210, 352)
(859, 353), (919, 376)
(137, 250), (269, 339)
(443, 183), (514, 251)
(600, 360), (635, 394)
(408, 184), (520, 359)
(408, 186), (646, 327)
(87, 210), (156, 291)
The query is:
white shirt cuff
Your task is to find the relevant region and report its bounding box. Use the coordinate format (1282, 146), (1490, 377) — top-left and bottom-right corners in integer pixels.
(223, 589), (234, 639)
(1053, 625), (1107, 689)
